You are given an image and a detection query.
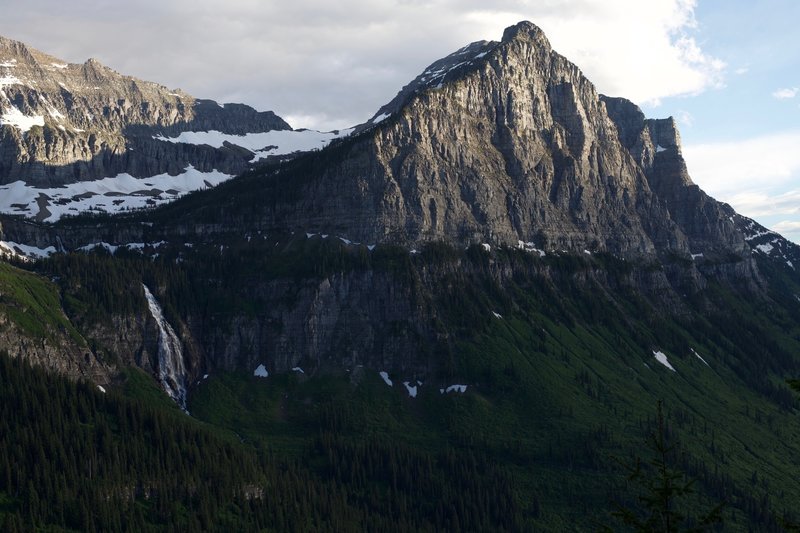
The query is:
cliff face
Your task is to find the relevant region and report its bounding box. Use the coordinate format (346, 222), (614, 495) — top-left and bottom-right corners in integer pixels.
(602, 96), (749, 259)
(0, 35), (288, 187)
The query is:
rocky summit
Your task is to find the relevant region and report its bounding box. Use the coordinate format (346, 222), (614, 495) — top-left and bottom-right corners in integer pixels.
(2, 22), (799, 270)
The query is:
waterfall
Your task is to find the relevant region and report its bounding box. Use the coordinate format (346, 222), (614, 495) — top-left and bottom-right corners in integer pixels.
(142, 284), (188, 410)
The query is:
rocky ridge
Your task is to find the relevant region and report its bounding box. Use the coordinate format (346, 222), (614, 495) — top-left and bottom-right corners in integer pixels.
(0, 35), (351, 221)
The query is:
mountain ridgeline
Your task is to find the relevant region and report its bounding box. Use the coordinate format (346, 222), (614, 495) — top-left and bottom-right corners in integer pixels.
(0, 21), (800, 531)
(0, 34), (288, 188)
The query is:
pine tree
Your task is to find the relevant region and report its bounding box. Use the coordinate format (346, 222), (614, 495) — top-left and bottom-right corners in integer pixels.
(602, 400), (724, 532)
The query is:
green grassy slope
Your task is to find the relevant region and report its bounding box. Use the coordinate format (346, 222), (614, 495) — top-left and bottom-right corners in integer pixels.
(0, 261), (81, 342)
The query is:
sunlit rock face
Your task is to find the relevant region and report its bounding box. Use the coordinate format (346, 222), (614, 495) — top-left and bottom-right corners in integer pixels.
(241, 21), (748, 263)
(0, 34), (291, 220)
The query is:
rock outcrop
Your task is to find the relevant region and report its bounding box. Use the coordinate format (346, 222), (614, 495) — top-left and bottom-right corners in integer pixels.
(0, 36), (289, 186)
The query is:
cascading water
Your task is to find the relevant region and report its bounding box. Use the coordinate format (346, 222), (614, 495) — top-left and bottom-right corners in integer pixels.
(142, 284), (188, 411)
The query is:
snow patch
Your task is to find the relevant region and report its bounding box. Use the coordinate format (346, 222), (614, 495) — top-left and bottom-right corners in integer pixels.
(379, 371), (393, 387)
(372, 112), (391, 123)
(50, 63), (68, 69)
(756, 243), (774, 254)
(402, 381), (418, 398)
(154, 128), (352, 161)
(691, 253), (704, 260)
(1, 107), (45, 132)
(517, 240), (546, 257)
(744, 229), (776, 241)
(656, 145), (667, 153)
(442, 384), (468, 394)
(78, 242), (119, 254)
(292, 367), (305, 374)
(652, 350), (676, 372)
(0, 166), (233, 221)
(47, 106), (64, 120)
(481, 243), (491, 252)
(0, 74), (22, 88)
(0, 240), (56, 260)
(691, 348), (710, 367)
(254, 364), (269, 378)
(492, 311), (502, 319)
(97, 385), (106, 393)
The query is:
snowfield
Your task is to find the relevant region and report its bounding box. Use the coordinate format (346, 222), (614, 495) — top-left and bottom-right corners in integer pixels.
(0, 166), (232, 222)
(153, 127), (353, 161)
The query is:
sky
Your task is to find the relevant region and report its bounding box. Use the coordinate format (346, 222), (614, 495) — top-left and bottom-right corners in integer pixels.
(0, 0), (798, 243)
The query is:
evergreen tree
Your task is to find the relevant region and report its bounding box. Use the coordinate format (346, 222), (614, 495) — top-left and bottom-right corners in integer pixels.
(603, 401), (724, 532)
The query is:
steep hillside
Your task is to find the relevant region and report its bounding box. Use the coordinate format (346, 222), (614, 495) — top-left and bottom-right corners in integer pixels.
(0, 260), (108, 381)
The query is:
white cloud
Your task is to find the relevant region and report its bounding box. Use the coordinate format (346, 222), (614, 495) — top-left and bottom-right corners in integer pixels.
(683, 133), (800, 245)
(772, 87), (798, 99)
(0, 0), (724, 130)
(734, 67), (749, 75)
(771, 220), (800, 234)
(771, 220), (800, 245)
(725, 189), (800, 218)
(683, 131), (800, 196)
(676, 110), (694, 127)
(770, 220), (800, 245)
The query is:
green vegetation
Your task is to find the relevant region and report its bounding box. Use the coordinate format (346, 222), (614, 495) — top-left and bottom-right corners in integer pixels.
(0, 352), (523, 531)
(0, 261), (81, 341)
(603, 401), (723, 532)
(1, 239), (798, 530)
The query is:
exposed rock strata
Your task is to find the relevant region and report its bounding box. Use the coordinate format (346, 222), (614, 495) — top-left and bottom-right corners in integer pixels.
(0, 35), (289, 187)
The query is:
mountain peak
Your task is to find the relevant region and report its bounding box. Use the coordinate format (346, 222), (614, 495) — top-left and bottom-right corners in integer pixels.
(501, 20), (551, 49)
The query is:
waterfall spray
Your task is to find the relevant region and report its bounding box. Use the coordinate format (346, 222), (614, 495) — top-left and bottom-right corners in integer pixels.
(142, 284), (188, 410)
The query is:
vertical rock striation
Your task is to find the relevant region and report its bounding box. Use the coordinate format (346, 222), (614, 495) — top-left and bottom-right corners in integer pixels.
(232, 21), (751, 263)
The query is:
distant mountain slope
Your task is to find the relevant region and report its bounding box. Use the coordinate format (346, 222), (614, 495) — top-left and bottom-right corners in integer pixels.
(0, 35), (350, 221)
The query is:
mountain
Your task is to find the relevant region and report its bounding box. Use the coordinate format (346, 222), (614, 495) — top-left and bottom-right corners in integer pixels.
(154, 21), (744, 261)
(0, 35), (349, 222)
(1, 21), (800, 531)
